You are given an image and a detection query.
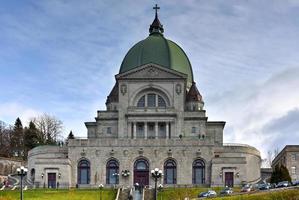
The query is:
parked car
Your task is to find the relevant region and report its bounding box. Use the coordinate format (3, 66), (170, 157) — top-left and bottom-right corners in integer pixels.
(220, 187), (233, 195)
(292, 180), (299, 186)
(277, 181), (290, 188)
(241, 185), (252, 192)
(259, 183), (271, 190)
(198, 190), (217, 198)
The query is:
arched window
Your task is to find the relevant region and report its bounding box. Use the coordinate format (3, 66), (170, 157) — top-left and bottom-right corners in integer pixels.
(106, 159), (119, 184)
(193, 159), (205, 184)
(78, 159), (90, 184)
(164, 159), (177, 184)
(158, 95), (166, 107)
(30, 168), (35, 183)
(137, 93), (166, 108)
(137, 96), (145, 107)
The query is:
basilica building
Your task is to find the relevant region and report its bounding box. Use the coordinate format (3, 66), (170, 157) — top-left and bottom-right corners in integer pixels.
(27, 8), (261, 189)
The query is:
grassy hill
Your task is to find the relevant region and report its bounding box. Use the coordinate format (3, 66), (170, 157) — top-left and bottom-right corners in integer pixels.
(0, 189), (116, 200)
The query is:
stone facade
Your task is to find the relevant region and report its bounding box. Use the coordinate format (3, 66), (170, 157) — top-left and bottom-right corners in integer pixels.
(272, 145), (299, 182)
(27, 13), (261, 189)
(27, 64), (261, 188)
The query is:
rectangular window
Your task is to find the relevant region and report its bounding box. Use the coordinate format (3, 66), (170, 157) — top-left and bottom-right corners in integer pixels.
(107, 127), (112, 134)
(192, 127), (196, 134)
(291, 154), (296, 161)
(291, 166), (296, 174)
(147, 94), (156, 107)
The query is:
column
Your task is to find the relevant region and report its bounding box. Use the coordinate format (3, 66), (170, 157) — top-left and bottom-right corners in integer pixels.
(144, 122), (148, 139)
(133, 122), (137, 139)
(155, 122), (158, 139)
(166, 122), (169, 139)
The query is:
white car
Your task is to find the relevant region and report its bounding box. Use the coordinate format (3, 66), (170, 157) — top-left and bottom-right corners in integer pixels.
(198, 190), (217, 198)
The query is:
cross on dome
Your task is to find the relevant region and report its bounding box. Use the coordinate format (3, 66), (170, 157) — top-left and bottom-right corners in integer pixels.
(153, 4), (160, 17)
(149, 4), (164, 35)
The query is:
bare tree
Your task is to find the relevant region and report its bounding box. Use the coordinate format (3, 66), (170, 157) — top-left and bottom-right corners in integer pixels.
(267, 150), (273, 167)
(274, 147), (280, 157)
(0, 120), (12, 157)
(31, 113), (63, 144)
(266, 147), (281, 168)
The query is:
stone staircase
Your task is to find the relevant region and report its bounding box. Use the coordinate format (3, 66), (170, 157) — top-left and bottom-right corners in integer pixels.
(118, 187), (131, 200)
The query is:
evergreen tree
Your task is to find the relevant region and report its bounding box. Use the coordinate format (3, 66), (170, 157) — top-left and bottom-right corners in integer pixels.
(67, 131), (75, 140)
(280, 165), (292, 182)
(10, 117), (24, 157)
(270, 164), (292, 183)
(270, 165), (280, 183)
(24, 121), (39, 157)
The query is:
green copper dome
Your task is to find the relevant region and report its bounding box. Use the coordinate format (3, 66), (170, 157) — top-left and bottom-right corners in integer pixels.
(119, 8), (194, 85)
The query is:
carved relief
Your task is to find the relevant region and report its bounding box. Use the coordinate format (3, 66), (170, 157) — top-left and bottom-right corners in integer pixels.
(110, 149), (115, 156)
(95, 150), (101, 156)
(176, 83), (182, 95)
(120, 84), (127, 95)
(80, 149), (86, 157)
(147, 67), (159, 77)
(138, 148), (144, 155)
(123, 150), (128, 156)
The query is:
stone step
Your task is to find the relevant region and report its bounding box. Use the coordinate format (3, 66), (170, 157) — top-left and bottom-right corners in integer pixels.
(144, 188), (155, 200)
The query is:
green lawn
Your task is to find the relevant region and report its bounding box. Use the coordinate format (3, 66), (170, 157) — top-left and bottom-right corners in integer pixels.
(158, 187), (299, 200)
(0, 189), (116, 200)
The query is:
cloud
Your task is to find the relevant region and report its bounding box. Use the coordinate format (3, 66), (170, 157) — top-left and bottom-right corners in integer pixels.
(1, 1), (299, 158)
(262, 109), (299, 149)
(0, 102), (41, 126)
(207, 67), (299, 158)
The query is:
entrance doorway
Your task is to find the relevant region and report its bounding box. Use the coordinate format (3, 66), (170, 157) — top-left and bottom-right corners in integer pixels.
(225, 172), (234, 187)
(134, 159), (149, 186)
(48, 173), (56, 188)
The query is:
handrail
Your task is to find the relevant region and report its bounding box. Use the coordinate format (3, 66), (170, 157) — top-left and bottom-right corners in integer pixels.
(142, 188), (145, 200)
(115, 187), (121, 200)
(129, 187), (134, 200)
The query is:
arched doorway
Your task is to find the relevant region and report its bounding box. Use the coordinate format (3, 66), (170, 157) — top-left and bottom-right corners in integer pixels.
(30, 168), (35, 183)
(134, 158), (149, 186)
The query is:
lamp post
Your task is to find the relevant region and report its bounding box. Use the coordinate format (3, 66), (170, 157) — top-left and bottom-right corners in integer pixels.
(121, 170), (130, 186)
(151, 168), (163, 200)
(99, 184), (104, 200)
(17, 166), (28, 200)
(158, 184), (163, 200)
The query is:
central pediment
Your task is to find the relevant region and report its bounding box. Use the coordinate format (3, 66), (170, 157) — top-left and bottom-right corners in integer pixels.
(116, 63), (187, 80)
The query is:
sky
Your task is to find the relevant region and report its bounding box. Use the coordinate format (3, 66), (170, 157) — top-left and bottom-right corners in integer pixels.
(0, 0), (299, 160)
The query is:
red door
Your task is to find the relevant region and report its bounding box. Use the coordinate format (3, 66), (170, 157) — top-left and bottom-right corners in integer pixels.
(134, 159), (149, 186)
(134, 171), (149, 186)
(225, 172), (234, 187)
(48, 173), (56, 188)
